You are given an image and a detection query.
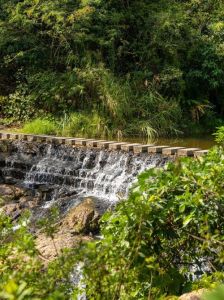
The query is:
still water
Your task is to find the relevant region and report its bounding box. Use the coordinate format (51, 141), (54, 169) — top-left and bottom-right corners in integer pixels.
(121, 136), (216, 150)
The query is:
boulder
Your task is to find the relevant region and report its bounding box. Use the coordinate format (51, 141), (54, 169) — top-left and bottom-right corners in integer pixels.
(0, 184), (27, 203)
(18, 196), (40, 209)
(179, 289), (206, 300)
(1, 203), (21, 220)
(0, 184), (41, 219)
(62, 198), (100, 234)
(36, 232), (92, 261)
(36, 185), (55, 202)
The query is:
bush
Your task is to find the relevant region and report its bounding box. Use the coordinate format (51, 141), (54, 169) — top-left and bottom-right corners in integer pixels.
(1, 142), (224, 299)
(22, 118), (58, 135)
(60, 111), (110, 138)
(0, 213), (79, 300)
(0, 88), (36, 121)
(213, 126), (224, 145)
(76, 147), (224, 299)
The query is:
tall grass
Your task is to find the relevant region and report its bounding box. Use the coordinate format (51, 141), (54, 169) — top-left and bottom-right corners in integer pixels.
(22, 118), (58, 135)
(21, 113), (110, 138)
(21, 77), (182, 139)
(60, 112), (110, 138)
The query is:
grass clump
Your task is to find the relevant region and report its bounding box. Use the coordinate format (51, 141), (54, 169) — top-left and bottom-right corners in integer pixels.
(22, 118), (57, 135)
(21, 113), (110, 138)
(60, 112), (110, 138)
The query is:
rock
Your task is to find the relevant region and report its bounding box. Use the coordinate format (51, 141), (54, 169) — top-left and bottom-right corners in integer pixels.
(0, 141), (9, 153)
(34, 184), (55, 202)
(179, 289), (206, 300)
(4, 177), (18, 185)
(0, 184), (27, 202)
(18, 196), (40, 209)
(17, 142), (39, 155)
(1, 203), (21, 220)
(0, 184), (42, 219)
(36, 232), (92, 261)
(62, 198), (100, 234)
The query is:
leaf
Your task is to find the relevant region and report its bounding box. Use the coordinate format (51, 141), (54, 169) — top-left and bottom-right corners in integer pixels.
(183, 212), (195, 228)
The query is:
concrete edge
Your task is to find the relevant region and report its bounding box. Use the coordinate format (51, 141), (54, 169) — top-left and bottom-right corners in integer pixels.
(0, 132), (209, 157)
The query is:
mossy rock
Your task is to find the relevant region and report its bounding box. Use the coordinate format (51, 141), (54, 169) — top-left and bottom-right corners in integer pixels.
(62, 198), (100, 234)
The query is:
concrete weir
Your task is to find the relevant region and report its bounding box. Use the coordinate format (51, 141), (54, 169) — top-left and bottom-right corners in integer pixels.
(0, 132), (209, 157)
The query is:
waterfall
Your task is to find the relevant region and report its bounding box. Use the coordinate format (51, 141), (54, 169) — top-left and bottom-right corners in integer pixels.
(0, 141), (169, 211)
(24, 144), (167, 202)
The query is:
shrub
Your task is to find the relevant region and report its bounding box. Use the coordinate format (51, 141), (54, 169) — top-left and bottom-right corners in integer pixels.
(0, 88), (36, 121)
(76, 147), (224, 299)
(0, 213), (78, 300)
(60, 111), (110, 138)
(213, 126), (224, 145)
(22, 118), (58, 135)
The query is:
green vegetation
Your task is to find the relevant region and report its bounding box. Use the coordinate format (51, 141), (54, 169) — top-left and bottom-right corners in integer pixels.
(1, 145), (224, 299)
(214, 126), (224, 145)
(0, 0), (224, 137)
(1, 0), (224, 298)
(22, 112), (110, 138)
(76, 147), (224, 299)
(23, 118), (58, 135)
(0, 212), (78, 300)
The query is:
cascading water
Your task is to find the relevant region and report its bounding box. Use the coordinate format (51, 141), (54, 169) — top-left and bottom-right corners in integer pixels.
(0, 140), (212, 291)
(0, 140), (183, 296)
(0, 141), (169, 214)
(24, 144), (168, 207)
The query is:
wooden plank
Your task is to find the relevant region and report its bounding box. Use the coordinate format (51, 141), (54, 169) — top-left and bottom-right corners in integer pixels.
(1, 133), (11, 139)
(97, 141), (116, 149)
(27, 135), (38, 142)
(9, 133), (19, 140)
(65, 138), (83, 145)
(45, 136), (67, 144)
(86, 140), (107, 147)
(18, 134), (30, 141)
(35, 135), (49, 142)
(75, 139), (95, 146)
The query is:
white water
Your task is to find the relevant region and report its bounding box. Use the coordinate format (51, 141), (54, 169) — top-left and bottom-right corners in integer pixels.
(24, 144), (166, 204)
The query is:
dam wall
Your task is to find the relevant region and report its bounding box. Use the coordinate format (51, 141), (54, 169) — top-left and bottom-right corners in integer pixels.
(0, 132), (209, 220)
(0, 132), (208, 158)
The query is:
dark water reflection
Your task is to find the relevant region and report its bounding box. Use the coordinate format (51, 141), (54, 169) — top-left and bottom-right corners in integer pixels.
(121, 136), (216, 150)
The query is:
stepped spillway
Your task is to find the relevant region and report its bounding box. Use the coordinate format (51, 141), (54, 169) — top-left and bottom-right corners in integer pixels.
(0, 133), (208, 213)
(0, 141), (168, 209)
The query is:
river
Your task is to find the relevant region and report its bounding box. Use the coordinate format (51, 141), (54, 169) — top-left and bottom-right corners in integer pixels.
(121, 135), (216, 150)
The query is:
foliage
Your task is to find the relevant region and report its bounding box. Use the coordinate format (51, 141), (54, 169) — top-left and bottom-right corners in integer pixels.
(22, 118), (58, 135)
(73, 147), (224, 299)
(0, 87), (35, 122)
(60, 111), (110, 138)
(213, 126), (224, 145)
(0, 212), (79, 299)
(1, 0), (224, 135)
(1, 146), (224, 298)
(203, 285), (224, 300)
